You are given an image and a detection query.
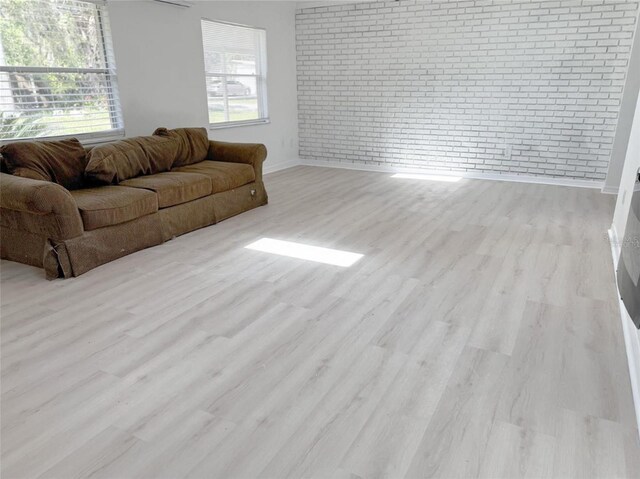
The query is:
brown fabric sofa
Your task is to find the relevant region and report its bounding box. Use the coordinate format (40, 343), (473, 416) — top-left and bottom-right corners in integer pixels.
(0, 129), (268, 279)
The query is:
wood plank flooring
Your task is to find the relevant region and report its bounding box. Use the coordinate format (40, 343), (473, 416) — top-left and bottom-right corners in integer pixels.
(1, 166), (639, 478)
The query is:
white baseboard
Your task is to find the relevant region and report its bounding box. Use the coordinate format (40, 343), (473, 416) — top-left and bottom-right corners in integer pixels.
(602, 185), (621, 195)
(608, 227), (640, 439)
(299, 159), (605, 190)
(263, 158), (301, 175)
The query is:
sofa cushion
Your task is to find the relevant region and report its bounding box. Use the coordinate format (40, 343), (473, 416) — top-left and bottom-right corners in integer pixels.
(0, 138), (87, 190)
(85, 136), (179, 184)
(153, 127), (208, 167)
(172, 161), (255, 193)
(70, 186), (158, 231)
(120, 172), (212, 208)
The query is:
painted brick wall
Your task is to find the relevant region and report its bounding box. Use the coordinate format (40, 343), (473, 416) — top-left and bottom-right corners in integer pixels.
(296, 0), (639, 180)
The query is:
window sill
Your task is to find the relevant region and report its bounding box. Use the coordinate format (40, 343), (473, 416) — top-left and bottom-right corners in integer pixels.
(80, 131), (126, 146)
(209, 118), (270, 130)
(2, 129), (125, 146)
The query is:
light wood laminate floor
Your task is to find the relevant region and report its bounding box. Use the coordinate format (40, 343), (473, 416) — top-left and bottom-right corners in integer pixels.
(1, 166), (639, 478)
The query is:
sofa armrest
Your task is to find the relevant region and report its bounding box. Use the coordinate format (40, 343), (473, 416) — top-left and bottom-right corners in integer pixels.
(207, 140), (267, 180)
(0, 172), (83, 240)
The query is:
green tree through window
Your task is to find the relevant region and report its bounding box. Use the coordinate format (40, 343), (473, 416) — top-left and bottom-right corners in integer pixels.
(0, 0), (122, 140)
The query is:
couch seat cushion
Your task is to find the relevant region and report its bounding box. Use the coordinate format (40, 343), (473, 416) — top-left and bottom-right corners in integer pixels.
(71, 186), (158, 231)
(172, 161), (255, 193)
(120, 172), (212, 208)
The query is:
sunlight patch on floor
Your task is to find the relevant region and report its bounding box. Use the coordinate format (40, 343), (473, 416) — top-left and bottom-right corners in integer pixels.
(245, 238), (364, 267)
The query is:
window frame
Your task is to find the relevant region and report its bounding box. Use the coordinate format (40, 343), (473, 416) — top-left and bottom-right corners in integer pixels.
(0, 0), (124, 142)
(201, 18), (269, 130)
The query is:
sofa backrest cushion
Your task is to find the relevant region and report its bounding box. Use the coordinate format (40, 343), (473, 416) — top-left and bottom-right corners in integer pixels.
(85, 136), (179, 184)
(153, 127), (208, 167)
(0, 138), (87, 190)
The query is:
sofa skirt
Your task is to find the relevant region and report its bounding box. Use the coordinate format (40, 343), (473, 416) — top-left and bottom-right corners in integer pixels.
(1, 180), (268, 279)
(0, 227), (48, 269)
(214, 180), (268, 222)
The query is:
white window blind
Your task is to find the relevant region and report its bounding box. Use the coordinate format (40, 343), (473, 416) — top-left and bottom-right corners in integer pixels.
(0, 0), (123, 141)
(201, 19), (268, 127)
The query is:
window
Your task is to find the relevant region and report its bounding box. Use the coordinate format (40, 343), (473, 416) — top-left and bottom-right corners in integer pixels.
(201, 19), (268, 127)
(0, 0), (123, 141)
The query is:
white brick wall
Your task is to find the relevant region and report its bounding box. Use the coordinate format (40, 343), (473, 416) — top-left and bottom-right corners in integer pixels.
(296, 0), (639, 180)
